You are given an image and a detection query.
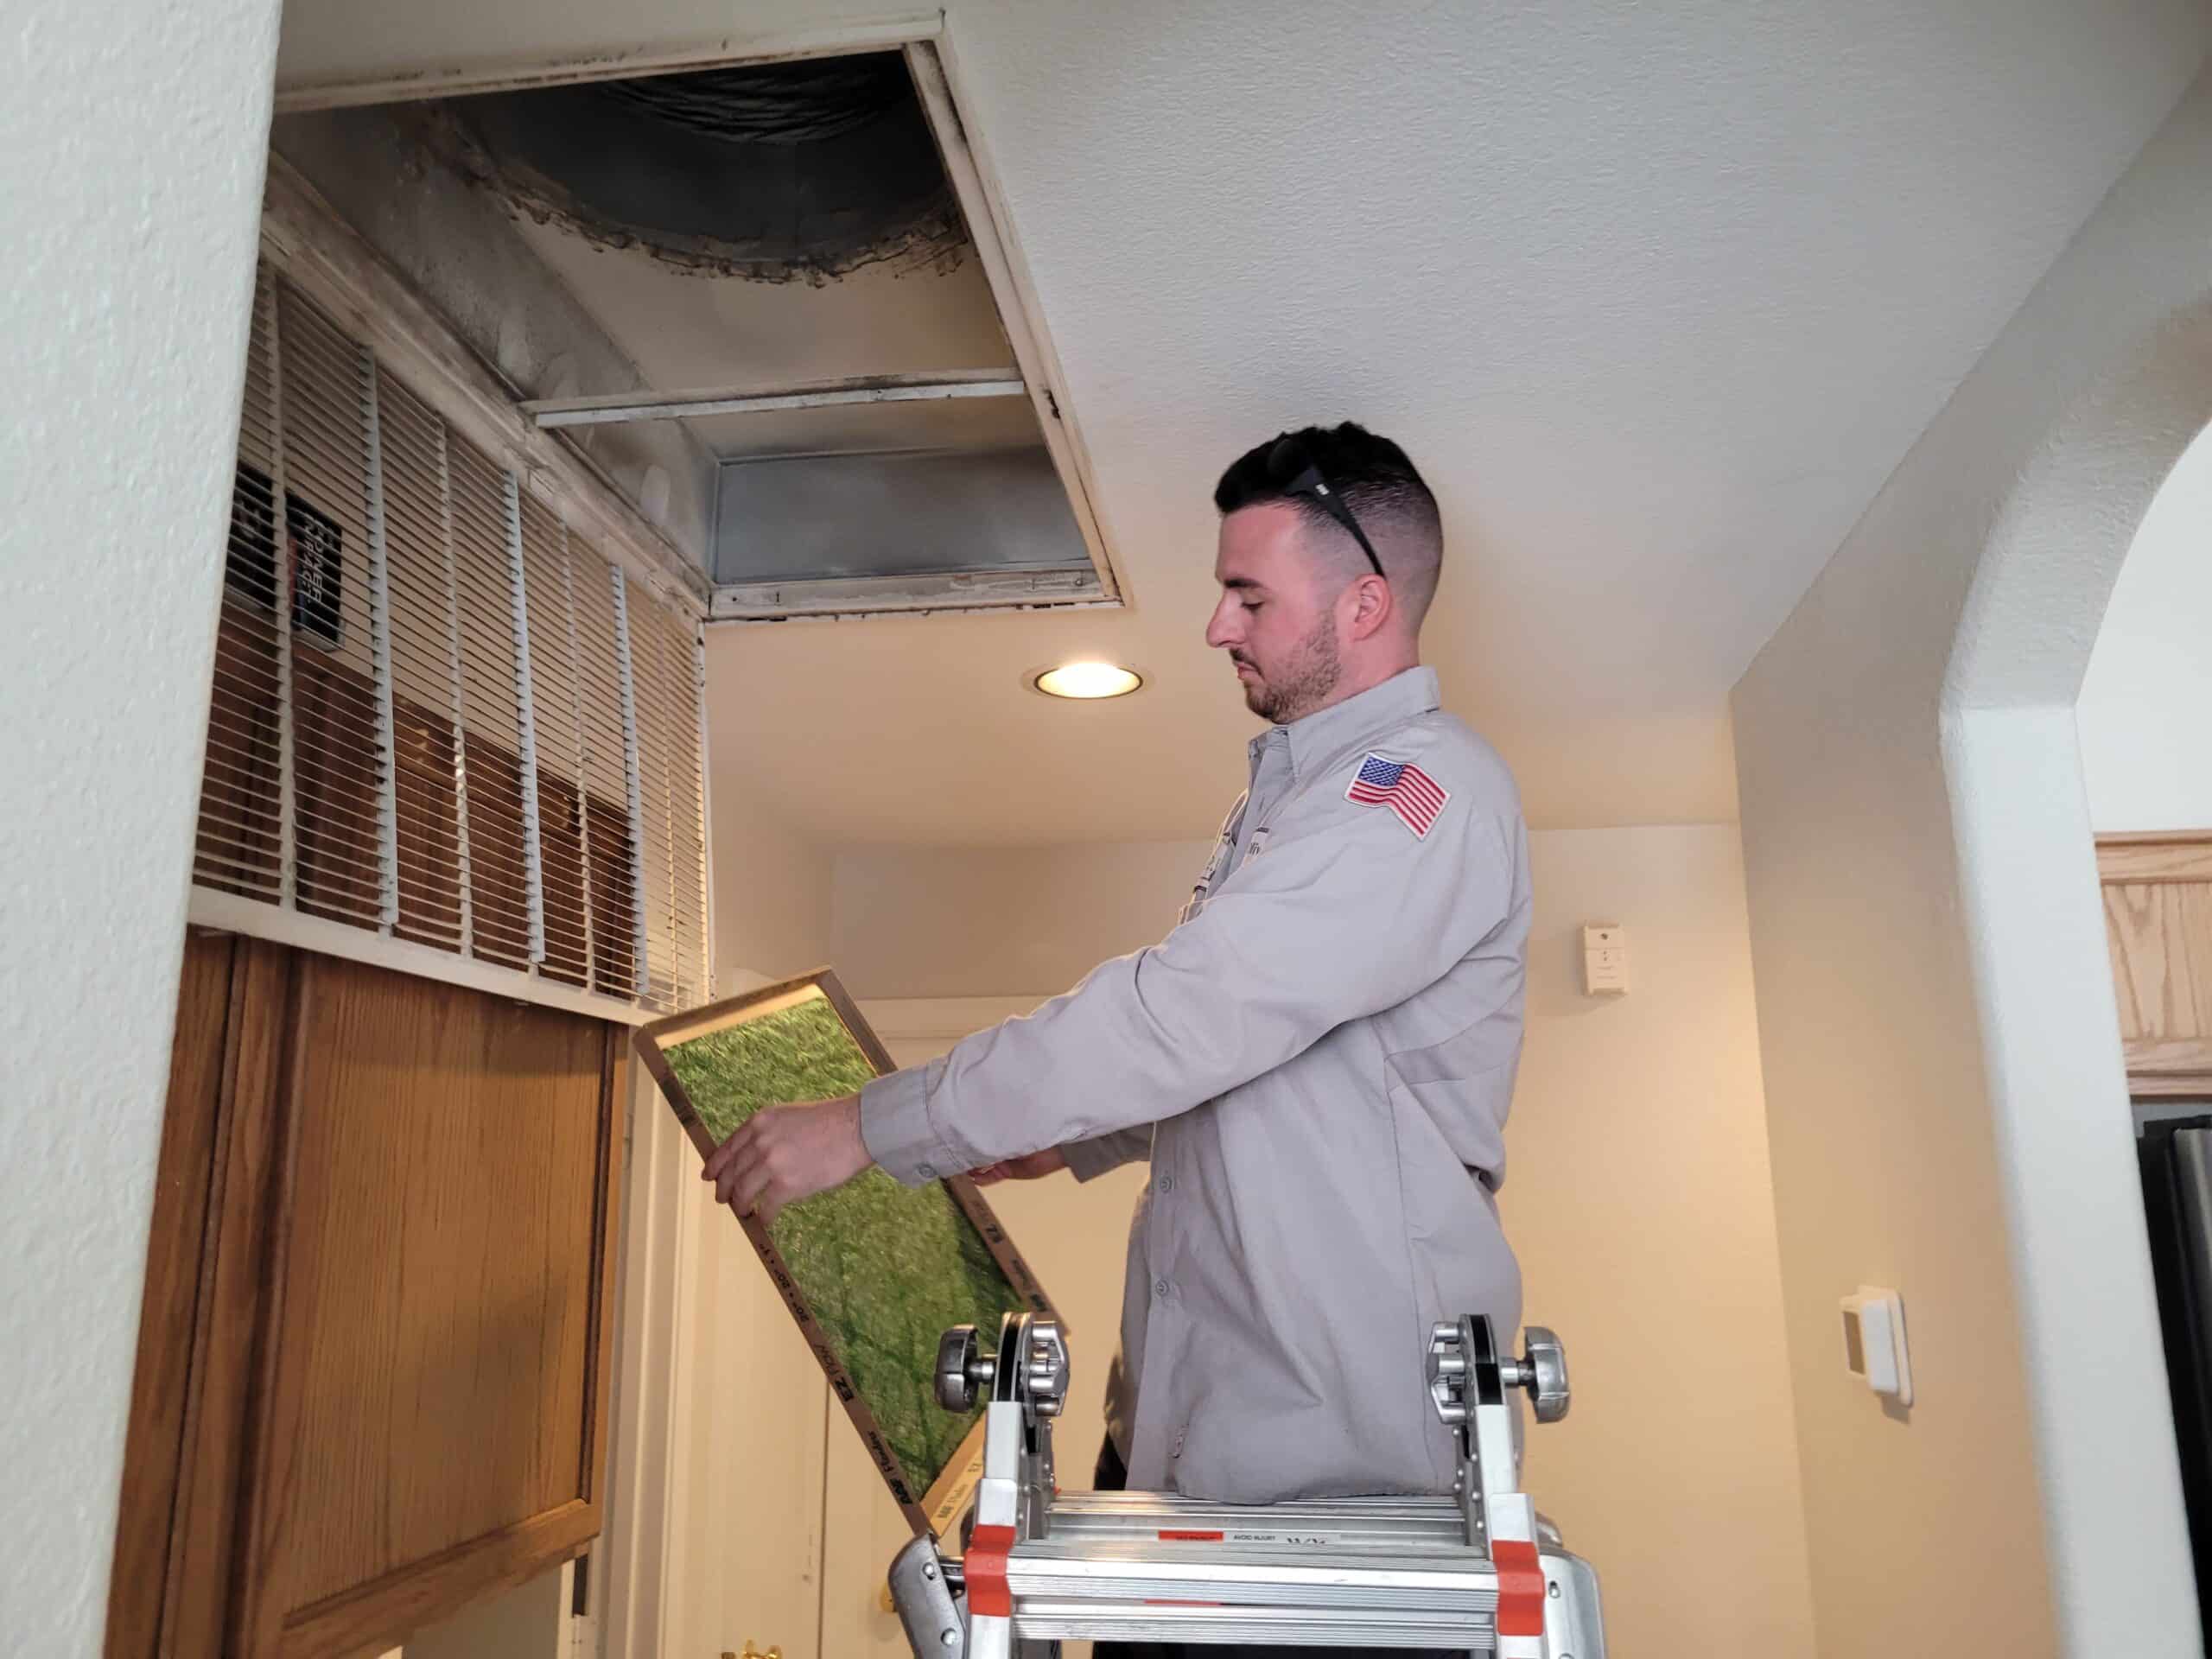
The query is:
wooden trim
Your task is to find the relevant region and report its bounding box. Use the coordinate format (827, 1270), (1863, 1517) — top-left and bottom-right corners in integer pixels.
(233, 951), (322, 1659)
(582, 1033), (628, 1509)
(2097, 831), (2212, 885)
(258, 157), (709, 614)
(272, 14), (944, 113)
(105, 936), (240, 1659)
(2131, 1075), (2212, 1099)
(188, 885), (653, 1027)
(273, 1503), (598, 1659)
(645, 977), (829, 1048)
(162, 940), (301, 1659)
(2126, 1037), (2212, 1087)
(633, 969), (1061, 1539)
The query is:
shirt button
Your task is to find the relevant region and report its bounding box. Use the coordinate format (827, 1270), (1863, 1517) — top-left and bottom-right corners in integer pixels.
(1154, 1280), (1172, 1300)
(1155, 1174), (1173, 1195)
(916, 1164), (936, 1180)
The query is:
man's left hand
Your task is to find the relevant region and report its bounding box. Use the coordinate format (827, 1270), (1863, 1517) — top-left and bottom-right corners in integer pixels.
(702, 1093), (869, 1224)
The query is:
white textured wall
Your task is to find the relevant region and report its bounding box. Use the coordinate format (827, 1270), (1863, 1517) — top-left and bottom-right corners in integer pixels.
(2079, 422), (2212, 833)
(831, 827), (1817, 1659)
(0, 1), (281, 1652)
(1736, 72), (2212, 1659)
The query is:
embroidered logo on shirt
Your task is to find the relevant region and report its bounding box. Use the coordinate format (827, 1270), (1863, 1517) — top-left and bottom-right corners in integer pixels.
(1345, 753), (1451, 839)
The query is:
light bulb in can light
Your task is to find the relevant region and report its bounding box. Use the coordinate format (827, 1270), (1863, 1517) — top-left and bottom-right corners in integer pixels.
(1033, 662), (1142, 700)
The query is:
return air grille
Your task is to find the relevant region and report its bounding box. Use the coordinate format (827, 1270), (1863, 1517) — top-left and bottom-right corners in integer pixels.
(194, 265), (710, 1013)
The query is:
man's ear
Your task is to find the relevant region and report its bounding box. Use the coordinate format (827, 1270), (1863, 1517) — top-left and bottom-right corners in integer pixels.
(1344, 573), (1394, 641)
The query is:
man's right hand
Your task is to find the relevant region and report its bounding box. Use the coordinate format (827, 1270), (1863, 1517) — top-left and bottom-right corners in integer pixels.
(968, 1147), (1069, 1185)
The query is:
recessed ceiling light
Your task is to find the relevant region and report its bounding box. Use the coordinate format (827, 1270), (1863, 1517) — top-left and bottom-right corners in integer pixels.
(1033, 661), (1143, 700)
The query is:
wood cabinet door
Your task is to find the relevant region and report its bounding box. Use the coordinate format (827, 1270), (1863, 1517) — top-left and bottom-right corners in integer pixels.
(2099, 833), (2212, 1096)
(109, 939), (626, 1659)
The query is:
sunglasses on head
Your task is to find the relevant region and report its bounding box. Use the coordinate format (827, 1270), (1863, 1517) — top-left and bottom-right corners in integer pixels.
(1265, 437), (1386, 580)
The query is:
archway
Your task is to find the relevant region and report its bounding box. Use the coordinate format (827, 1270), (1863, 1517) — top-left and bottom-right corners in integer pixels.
(1943, 297), (2212, 1649)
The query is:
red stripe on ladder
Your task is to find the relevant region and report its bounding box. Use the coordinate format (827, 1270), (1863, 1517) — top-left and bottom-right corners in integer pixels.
(1493, 1538), (1547, 1638)
(966, 1523), (1015, 1618)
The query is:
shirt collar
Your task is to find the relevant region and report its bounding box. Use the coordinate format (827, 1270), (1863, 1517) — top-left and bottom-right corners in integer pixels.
(1248, 667), (1442, 785)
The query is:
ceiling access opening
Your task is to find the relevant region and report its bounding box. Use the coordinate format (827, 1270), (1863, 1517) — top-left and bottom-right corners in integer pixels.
(272, 40), (1120, 622)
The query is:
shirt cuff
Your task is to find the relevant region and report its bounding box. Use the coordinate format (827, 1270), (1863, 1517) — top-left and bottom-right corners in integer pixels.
(859, 1064), (964, 1187)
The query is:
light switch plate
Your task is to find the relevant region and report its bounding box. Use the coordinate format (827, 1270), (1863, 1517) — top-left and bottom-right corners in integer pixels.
(1581, 924), (1628, 995)
(1840, 1286), (1912, 1407)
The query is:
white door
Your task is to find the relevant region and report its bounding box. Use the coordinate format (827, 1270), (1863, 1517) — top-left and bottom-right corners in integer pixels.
(605, 1056), (831, 1659)
(668, 1179), (831, 1659)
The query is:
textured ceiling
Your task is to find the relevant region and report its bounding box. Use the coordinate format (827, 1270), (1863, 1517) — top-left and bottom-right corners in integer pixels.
(278, 0), (2211, 842)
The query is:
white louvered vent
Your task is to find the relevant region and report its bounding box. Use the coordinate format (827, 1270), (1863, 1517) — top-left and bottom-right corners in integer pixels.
(194, 267), (712, 1014)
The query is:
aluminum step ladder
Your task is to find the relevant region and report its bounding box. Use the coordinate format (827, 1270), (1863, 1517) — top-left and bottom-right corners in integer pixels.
(887, 1312), (1605, 1657)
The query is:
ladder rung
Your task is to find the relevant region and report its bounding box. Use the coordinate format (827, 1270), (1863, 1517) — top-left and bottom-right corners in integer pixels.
(1006, 1546), (1499, 1611)
(1014, 1598), (1497, 1649)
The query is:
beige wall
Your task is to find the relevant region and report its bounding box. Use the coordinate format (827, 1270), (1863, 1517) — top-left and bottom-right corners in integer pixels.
(1736, 73), (2212, 1659)
(665, 745), (840, 1659)
(832, 824), (1816, 1659)
(834, 842), (1211, 1000)
(711, 737), (837, 988)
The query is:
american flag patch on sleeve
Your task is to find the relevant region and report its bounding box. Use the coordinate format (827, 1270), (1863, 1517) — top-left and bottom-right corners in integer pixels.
(1345, 753), (1451, 839)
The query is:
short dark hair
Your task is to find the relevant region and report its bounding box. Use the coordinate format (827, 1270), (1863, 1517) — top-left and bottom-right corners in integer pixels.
(1213, 422), (1444, 624)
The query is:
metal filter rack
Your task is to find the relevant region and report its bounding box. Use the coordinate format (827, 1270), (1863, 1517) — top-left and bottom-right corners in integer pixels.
(887, 1313), (1606, 1658)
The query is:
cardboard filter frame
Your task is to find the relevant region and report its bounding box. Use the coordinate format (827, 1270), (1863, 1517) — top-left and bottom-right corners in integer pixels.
(634, 969), (1057, 1540)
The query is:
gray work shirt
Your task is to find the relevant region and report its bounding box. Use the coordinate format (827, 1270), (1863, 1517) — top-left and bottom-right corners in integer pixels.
(861, 667), (1530, 1503)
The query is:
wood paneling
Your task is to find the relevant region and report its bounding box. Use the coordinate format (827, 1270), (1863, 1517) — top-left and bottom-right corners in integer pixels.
(109, 939), (625, 1659)
(2099, 831), (2212, 1097)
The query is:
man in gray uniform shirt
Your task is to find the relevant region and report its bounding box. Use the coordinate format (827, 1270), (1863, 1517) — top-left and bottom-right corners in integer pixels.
(706, 423), (1531, 1658)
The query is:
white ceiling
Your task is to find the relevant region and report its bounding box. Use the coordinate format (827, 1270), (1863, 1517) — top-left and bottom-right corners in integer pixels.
(278, 0), (2211, 843)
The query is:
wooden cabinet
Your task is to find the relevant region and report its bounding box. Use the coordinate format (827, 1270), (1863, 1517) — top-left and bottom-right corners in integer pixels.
(108, 936), (626, 1659)
(2098, 832), (2212, 1096)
